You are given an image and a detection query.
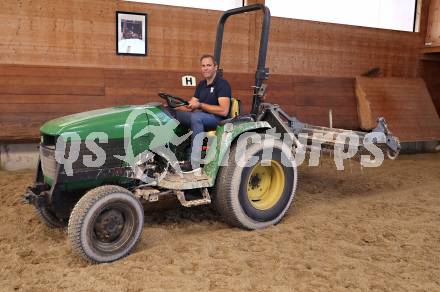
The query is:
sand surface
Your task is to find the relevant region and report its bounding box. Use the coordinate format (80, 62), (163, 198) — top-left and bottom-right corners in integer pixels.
(0, 154), (439, 291)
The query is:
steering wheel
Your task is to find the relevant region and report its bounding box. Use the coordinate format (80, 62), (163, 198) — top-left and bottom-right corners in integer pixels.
(158, 92), (189, 108)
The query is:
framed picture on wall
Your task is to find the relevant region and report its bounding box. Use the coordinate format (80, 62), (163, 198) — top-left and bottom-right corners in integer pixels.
(116, 11), (147, 56)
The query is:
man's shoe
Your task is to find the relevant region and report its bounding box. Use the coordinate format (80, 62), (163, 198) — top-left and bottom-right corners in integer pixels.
(179, 161), (201, 173)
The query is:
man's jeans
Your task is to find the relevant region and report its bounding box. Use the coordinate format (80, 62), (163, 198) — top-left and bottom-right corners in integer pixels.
(174, 110), (223, 165)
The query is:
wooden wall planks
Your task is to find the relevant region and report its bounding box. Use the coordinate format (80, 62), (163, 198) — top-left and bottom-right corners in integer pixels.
(421, 60), (440, 116)
(0, 64), (360, 141)
(266, 76), (359, 129)
(0, 0), (437, 143)
(268, 17), (424, 77)
(0, 1), (250, 73)
(0, 0), (428, 76)
(426, 0), (440, 48)
(355, 77), (440, 142)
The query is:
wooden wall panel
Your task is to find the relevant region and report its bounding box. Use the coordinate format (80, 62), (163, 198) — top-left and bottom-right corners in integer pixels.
(0, 0), (251, 73)
(5, 64), (440, 143)
(0, 0), (436, 143)
(0, 0), (429, 77)
(267, 76), (359, 129)
(426, 0), (440, 48)
(355, 77), (440, 142)
(0, 64), (360, 141)
(421, 60), (440, 116)
(268, 17), (424, 77)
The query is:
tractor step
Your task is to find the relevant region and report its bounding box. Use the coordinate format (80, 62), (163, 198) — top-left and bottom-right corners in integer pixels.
(175, 188), (211, 207)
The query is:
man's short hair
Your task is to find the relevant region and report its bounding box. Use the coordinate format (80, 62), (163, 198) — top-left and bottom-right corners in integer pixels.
(200, 54), (217, 66)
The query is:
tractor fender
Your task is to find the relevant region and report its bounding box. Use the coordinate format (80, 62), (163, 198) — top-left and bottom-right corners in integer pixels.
(203, 121), (272, 182)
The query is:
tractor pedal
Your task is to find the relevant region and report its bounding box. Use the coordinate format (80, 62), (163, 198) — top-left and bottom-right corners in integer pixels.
(175, 188), (211, 207)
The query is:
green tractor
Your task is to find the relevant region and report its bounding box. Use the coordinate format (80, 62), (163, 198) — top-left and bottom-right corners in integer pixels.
(24, 4), (400, 263)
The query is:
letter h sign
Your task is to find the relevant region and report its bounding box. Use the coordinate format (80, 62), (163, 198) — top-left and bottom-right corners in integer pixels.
(181, 75), (196, 87)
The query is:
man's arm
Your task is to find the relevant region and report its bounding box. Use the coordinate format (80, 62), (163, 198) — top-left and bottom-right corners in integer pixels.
(189, 97), (230, 117)
(200, 97), (230, 117)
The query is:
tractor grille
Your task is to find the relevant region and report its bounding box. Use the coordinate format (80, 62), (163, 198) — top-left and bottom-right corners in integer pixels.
(39, 135), (129, 180)
(40, 145), (57, 180)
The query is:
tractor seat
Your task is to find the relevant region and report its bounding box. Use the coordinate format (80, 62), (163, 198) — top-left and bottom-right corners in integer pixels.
(218, 97), (255, 126)
(207, 98), (255, 138)
(206, 98), (240, 137)
(218, 113), (254, 126)
(229, 97), (240, 119)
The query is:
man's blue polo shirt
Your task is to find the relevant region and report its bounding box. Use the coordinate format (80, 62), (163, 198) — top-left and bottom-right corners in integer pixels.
(194, 74), (232, 106)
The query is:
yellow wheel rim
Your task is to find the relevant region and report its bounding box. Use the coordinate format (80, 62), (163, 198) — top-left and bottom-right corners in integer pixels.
(247, 160), (285, 210)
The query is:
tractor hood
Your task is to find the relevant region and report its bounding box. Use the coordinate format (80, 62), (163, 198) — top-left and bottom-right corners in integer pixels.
(40, 103), (170, 140)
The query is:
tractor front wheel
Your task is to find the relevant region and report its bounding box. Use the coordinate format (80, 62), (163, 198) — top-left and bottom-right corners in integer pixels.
(67, 185), (144, 263)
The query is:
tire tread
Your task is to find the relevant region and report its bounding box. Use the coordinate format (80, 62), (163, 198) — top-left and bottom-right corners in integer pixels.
(214, 133), (298, 230)
(67, 185), (141, 263)
(35, 206), (67, 229)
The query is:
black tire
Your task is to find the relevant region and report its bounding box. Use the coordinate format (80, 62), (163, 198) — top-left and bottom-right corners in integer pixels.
(67, 185), (144, 263)
(214, 133), (297, 230)
(35, 206), (68, 228)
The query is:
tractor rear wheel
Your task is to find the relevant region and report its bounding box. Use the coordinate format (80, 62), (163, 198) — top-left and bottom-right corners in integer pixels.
(214, 133), (297, 230)
(67, 185), (144, 263)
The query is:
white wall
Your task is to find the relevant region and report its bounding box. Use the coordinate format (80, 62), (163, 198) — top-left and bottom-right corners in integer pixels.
(265, 0), (416, 32)
(0, 144), (39, 171)
(125, 0), (243, 11)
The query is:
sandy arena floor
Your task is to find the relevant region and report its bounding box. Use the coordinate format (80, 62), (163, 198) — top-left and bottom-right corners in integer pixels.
(0, 153), (439, 291)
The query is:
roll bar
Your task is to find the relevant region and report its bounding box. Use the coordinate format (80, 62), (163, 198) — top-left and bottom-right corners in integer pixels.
(213, 4), (271, 115)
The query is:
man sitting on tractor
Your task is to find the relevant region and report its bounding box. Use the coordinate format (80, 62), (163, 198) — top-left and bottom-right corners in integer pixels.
(174, 54), (232, 172)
